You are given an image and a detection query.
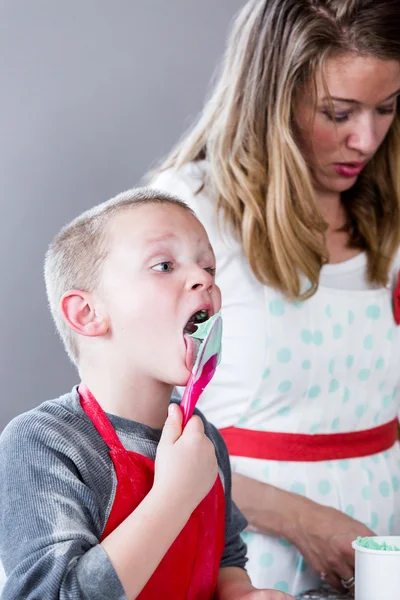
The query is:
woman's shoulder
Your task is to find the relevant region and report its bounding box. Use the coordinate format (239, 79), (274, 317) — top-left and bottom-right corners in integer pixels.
(390, 246), (400, 290)
(150, 161), (212, 213)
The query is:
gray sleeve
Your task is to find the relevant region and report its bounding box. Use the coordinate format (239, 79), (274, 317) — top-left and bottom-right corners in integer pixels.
(0, 416), (126, 600)
(201, 417), (248, 570)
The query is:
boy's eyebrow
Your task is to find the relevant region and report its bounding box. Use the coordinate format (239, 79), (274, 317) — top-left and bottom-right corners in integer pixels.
(145, 232), (178, 246)
(144, 233), (214, 255)
(321, 88), (400, 104)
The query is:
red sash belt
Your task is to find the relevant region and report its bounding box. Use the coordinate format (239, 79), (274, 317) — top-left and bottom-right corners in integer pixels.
(219, 418), (399, 462)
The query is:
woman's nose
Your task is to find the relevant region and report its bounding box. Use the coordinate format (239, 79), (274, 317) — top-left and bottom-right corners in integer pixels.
(346, 115), (378, 156)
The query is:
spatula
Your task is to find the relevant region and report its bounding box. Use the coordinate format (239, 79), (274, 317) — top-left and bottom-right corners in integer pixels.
(181, 312), (222, 427)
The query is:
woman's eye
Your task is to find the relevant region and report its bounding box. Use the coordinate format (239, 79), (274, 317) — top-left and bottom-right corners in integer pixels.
(152, 261), (174, 273)
(377, 106), (395, 116)
(322, 110), (349, 123)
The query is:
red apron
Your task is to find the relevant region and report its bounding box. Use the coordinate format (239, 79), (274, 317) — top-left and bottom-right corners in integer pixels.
(78, 384), (225, 600)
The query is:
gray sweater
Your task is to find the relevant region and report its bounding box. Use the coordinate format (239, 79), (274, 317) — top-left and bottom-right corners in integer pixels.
(0, 388), (247, 600)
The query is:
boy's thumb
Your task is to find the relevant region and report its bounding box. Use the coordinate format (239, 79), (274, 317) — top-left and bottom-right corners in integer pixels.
(160, 403), (183, 445)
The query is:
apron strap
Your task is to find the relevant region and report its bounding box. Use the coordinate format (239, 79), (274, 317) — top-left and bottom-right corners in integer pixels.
(78, 383), (125, 452)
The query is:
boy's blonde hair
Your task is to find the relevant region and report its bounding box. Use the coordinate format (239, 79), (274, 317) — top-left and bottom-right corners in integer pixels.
(159, 0), (400, 299)
(44, 187), (192, 365)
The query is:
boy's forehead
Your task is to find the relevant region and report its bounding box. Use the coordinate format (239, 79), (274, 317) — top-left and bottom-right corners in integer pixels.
(107, 203), (212, 252)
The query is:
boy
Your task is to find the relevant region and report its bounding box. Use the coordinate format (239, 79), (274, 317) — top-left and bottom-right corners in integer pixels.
(0, 188), (292, 599)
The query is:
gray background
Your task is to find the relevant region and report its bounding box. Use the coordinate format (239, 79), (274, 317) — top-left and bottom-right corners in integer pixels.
(0, 0), (245, 431)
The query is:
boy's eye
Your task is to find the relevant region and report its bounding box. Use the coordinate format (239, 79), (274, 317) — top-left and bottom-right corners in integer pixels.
(152, 261), (174, 273)
(205, 267), (217, 276)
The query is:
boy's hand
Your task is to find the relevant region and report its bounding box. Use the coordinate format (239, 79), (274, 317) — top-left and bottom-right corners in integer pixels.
(216, 567), (294, 600)
(153, 403), (218, 515)
(236, 592), (294, 599)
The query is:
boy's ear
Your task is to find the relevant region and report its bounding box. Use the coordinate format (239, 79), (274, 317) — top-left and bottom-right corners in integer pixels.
(60, 290), (110, 337)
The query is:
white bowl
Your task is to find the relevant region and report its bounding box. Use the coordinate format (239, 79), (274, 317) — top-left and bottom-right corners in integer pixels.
(352, 536), (400, 600)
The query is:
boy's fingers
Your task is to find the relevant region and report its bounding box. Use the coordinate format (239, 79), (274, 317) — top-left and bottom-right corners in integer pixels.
(184, 414), (205, 435)
(160, 403), (183, 445)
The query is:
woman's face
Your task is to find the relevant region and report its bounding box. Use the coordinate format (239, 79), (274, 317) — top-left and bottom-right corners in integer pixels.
(294, 53), (400, 197)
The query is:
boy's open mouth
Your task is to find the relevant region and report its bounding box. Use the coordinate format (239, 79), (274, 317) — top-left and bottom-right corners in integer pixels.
(183, 309), (211, 371)
(183, 309), (210, 334)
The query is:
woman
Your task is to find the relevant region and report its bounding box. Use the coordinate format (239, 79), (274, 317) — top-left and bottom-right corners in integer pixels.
(151, 0), (400, 596)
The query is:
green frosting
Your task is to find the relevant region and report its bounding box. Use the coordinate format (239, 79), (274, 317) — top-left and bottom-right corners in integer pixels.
(190, 312), (220, 341)
(356, 536), (400, 551)
(188, 312), (222, 372)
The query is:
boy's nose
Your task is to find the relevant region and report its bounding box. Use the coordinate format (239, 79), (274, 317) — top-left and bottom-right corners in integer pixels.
(187, 267), (214, 293)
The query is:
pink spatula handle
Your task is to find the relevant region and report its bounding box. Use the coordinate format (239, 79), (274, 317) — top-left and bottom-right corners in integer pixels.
(180, 353), (218, 427)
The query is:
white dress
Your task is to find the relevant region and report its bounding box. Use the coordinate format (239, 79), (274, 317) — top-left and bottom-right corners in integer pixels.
(151, 162), (400, 596)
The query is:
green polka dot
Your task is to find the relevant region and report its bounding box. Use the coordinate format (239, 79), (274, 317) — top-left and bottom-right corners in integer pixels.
(274, 581), (289, 593)
(328, 359), (335, 375)
(362, 486), (371, 500)
(378, 381), (386, 392)
(346, 355), (354, 368)
(277, 348), (291, 363)
(371, 454), (380, 464)
(333, 324), (343, 340)
(296, 557), (308, 573)
(237, 416), (249, 426)
(278, 406), (292, 417)
(278, 380), (292, 393)
(383, 396), (392, 409)
(392, 476), (400, 492)
(358, 369), (370, 381)
(325, 304), (332, 318)
(370, 512), (379, 529)
(348, 310), (355, 325)
(263, 465), (270, 479)
(365, 469), (374, 483)
(363, 335), (373, 350)
(379, 481), (390, 498)
(326, 461), (333, 469)
(376, 358), (385, 370)
(292, 301), (303, 309)
(343, 387), (350, 403)
(373, 412), (380, 425)
(251, 398), (262, 410)
(291, 482), (306, 495)
(329, 379), (339, 393)
(339, 459), (350, 471)
(366, 305), (381, 319)
(278, 537), (292, 548)
(331, 418), (340, 431)
(269, 299), (285, 317)
(345, 504), (355, 517)
(310, 424), (320, 434)
(313, 331), (324, 346)
(356, 404), (367, 418)
(241, 531), (255, 544)
(260, 552), (274, 568)
(389, 514), (395, 532)
(262, 368), (271, 379)
(308, 385), (321, 399)
(301, 330), (312, 344)
(302, 359), (311, 370)
(387, 328), (394, 341)
(318, 480), (332, 496)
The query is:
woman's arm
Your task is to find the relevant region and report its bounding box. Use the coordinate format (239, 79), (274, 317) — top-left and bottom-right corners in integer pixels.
(232, 472), (375, 591)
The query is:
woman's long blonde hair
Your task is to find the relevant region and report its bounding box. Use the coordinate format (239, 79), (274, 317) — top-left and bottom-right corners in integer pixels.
(158, 0), (400, 299)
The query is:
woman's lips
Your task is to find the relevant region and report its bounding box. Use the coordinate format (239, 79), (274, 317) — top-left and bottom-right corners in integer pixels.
(333, 162), (365, 178)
